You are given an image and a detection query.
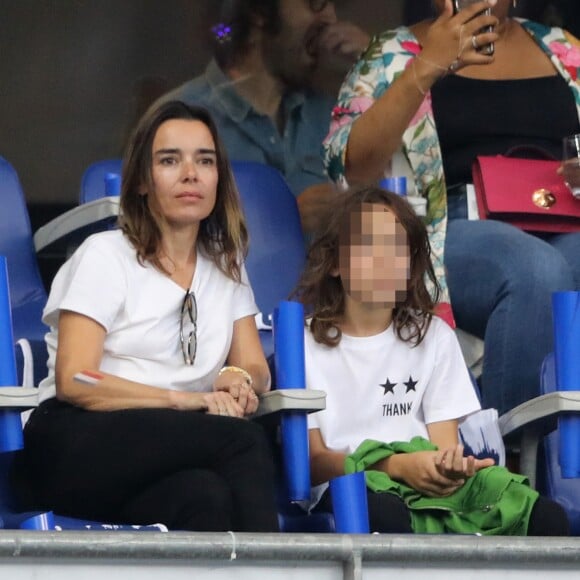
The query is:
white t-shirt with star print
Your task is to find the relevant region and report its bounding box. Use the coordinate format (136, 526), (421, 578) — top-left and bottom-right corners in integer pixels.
(305, 316), (480, 455)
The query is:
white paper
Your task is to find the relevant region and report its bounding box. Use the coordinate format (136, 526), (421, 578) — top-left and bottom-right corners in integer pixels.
(459, 408), (506, 467)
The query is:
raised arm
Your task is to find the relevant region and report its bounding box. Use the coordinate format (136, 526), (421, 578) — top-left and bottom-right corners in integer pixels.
(325, 1), (498, 185)
(56, 310), (242, 415)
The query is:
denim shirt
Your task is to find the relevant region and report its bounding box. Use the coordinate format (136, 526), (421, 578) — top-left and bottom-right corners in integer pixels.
(160, 60), (334, 197)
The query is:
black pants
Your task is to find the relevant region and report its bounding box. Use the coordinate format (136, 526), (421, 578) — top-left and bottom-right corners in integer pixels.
(315, 488), (569, 535)
(13, 399), (279, 532)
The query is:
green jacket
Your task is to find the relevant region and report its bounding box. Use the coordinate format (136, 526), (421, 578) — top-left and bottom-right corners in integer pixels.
(345, 437), (539, 535)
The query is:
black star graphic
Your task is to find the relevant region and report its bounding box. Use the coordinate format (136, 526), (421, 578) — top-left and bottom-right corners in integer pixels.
(404, 376), (418, 393)
(379, 379), (397, 396)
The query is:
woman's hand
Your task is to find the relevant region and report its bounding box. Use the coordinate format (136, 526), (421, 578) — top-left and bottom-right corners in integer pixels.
(435, 444), (495, 480)
(202, 390), (245, 418)
(420, 0), (499, 74)
(213, 370), (259, 415)
(317, 21), (371, 66)
(169, 389), (243, 417)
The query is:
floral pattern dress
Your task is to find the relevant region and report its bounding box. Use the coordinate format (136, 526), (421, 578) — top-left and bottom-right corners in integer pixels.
(323, 19), (580, 308)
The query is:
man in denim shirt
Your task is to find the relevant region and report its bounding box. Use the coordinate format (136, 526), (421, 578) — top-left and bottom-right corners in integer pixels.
(158, 0), (369, 232)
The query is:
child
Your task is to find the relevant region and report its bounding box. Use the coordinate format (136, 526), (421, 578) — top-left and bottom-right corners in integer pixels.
(296, 185), (568, 535)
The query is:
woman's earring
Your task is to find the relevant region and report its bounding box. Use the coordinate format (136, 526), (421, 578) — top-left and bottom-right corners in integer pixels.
(513, 0), (517, 7)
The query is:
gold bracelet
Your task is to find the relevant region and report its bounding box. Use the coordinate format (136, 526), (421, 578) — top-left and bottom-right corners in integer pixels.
(415, 54), (448, 73)
(411, 60), (426, 96)
(218, 366), (253, 387)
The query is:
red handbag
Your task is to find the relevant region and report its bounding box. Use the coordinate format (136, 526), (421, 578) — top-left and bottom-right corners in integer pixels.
(471, 155), (580, 233)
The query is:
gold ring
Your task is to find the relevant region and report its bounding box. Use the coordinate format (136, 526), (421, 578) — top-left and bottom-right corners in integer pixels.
(471, 35), (478, 50)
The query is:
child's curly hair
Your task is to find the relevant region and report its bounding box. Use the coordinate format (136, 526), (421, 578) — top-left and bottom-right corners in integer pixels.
(294, 185), (440, 347)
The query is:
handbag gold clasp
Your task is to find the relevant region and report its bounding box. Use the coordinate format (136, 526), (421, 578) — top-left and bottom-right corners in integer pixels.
(532, 189), (556, 209)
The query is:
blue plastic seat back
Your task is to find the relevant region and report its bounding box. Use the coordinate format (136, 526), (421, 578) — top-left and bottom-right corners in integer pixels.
(231, 161), (305, 320)
(231, 161), (306, 359)
(80, 158), (123, 204)
(231, 163), (335, 531)
(538, 352), (580, 535)
(0, 157), (47, 344)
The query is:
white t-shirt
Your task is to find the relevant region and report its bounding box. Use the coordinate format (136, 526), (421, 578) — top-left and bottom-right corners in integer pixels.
(38, 230), (257, 403)
(305, 316), (481, 455)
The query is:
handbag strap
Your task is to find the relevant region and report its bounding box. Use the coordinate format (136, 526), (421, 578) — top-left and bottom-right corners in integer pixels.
(504, 145), (558, 161)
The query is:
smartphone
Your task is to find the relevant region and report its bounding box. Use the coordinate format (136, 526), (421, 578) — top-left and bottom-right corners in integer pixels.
(453, 0), (494, 56)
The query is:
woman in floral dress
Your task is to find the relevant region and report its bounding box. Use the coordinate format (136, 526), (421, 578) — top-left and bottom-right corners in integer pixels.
(323, 0), (580, 414)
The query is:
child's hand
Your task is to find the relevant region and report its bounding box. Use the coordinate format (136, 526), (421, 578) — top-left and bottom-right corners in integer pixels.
(395, 451), (465, 497)
(436, 444), (495, 480)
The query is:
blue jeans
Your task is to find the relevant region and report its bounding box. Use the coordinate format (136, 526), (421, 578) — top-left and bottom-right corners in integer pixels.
(446, 193), (580, 414)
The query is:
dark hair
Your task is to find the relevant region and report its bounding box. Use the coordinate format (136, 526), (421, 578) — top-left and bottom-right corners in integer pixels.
(211, 0), (282, 68)
(120, 100), (248, 281)
(294, 185), (440, 346)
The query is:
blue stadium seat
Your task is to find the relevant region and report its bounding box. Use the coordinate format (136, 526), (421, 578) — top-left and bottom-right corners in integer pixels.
(537, 353), (580, 535)
(0, 157), (48, 347)
(80, 158), (123, 204)
(0, 156), (48, 386)
(231, 161), (306, 358)
(230, 162), (334, 532)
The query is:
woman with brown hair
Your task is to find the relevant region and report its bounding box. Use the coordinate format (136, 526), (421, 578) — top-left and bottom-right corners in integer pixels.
(14, 100), (279, 532)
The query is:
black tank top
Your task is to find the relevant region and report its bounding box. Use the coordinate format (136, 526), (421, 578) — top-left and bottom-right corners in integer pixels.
(430, 74), (580, 189)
